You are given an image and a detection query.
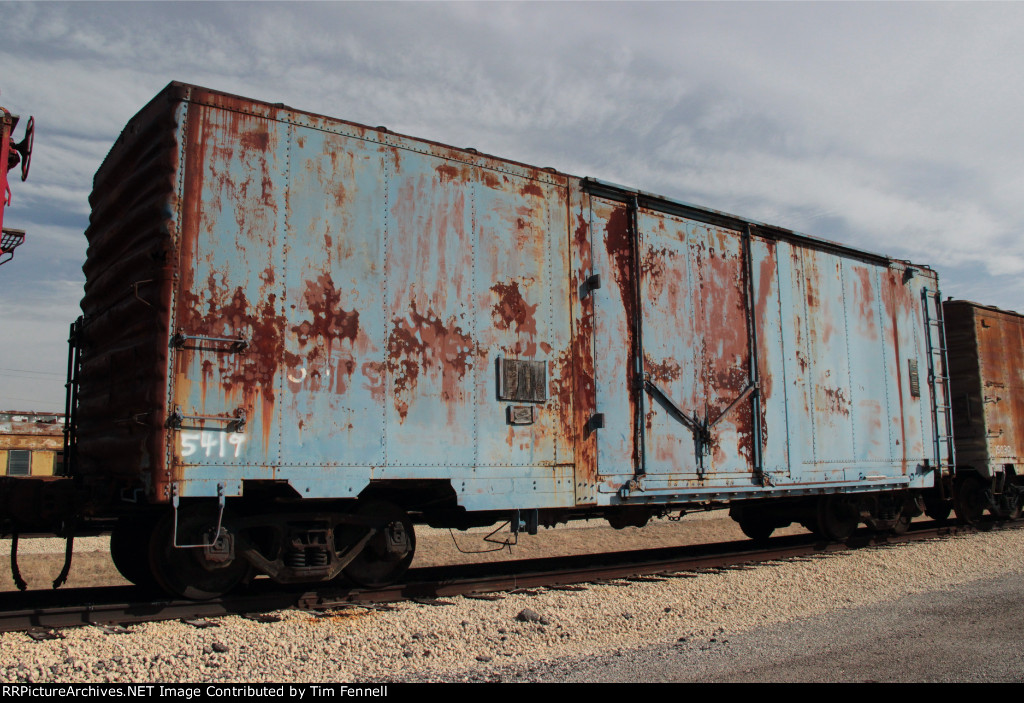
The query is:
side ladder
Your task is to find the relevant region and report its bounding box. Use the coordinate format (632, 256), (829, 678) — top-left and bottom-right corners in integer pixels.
(922, 287), (956, 499)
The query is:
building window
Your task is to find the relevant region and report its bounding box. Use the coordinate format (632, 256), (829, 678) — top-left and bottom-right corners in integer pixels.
(7, 450), (30, 476)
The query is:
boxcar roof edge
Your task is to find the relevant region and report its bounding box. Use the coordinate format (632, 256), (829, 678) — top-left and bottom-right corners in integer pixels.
(98, 80), (935, 277)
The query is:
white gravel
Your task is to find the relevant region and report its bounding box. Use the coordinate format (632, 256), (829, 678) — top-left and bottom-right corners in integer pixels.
(1, 526), (1022, 683)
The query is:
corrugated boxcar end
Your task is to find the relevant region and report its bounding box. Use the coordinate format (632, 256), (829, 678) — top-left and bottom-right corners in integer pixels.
(74, 83), (182, 501)
(90, 83), (189, 193)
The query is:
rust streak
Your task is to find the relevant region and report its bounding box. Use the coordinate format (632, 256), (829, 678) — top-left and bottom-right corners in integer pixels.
(567, 204), (596, 483)
(490, 281), (539, 357)
(387, 302), (475, 422)
(292, 273), (360, 349)
(435, 163), (463, 183)
(520, 182), (543, 198)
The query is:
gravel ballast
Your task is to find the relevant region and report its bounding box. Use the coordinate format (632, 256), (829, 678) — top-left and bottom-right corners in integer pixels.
(0, 521), (1021, 683)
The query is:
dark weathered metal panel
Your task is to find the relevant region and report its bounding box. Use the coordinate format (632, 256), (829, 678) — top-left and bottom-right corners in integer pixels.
(976, 308), (1024, 469)
(944, 301), (985, 472)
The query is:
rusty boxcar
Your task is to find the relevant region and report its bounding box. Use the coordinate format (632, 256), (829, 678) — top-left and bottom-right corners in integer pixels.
(943, 300), (1024, 521)
(54, 83), (955, 598)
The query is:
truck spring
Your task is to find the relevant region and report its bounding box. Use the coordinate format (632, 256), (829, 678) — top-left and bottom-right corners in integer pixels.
(285, 547), (329, 568)
(306, 547), (329, 567)
(285, 549), (307, 568)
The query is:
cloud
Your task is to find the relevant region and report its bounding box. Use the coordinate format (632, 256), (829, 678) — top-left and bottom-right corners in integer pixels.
(3, 1), (1024, 410)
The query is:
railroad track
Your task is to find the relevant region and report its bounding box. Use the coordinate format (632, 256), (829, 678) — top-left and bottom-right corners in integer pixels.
(0, 521), (998, 634)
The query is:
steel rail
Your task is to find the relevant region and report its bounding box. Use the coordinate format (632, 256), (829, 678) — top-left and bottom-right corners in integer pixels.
(0, 521), (1010, 634)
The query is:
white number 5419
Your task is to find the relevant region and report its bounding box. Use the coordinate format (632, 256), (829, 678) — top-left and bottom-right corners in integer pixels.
(180, 431), (246, 459)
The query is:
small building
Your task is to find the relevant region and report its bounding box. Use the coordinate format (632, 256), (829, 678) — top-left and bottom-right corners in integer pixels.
(0, 411), (64, 477)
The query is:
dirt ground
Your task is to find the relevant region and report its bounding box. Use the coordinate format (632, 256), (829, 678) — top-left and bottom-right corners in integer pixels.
(0, 510), (808, 593)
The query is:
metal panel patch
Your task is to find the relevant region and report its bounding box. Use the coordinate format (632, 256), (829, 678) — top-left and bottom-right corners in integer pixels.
(507, 405), (535, 425)
(908, 358), (920, 398)
(498, 358), (547, 403)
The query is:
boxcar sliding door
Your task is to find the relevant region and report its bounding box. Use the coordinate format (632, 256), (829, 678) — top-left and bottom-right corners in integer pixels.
(589, 194), (774, 488)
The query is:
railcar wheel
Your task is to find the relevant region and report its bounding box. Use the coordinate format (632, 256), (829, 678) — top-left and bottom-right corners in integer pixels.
(954, 476), (988, 525)
(110, 515), (159, 589)
(147, 508), (253, 600)
(890, 512), (912, 535)
(816, 495), (858, 541)
(340, 500), (416, 588)
(924, 496), (952, 522)
(738, 516), (775, 542)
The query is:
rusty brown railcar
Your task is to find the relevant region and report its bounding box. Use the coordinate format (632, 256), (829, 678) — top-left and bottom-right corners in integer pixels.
(944, 300), (1024, 521)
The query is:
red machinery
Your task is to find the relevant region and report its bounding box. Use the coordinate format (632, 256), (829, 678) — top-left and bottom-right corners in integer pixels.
(0, 96), (34, 266)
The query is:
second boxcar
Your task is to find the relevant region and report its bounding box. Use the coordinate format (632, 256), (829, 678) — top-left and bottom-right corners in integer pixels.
(944, 300), (1024, 521)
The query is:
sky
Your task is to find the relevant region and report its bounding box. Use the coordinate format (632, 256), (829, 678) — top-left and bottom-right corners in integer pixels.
(1, 1), (1023, 411)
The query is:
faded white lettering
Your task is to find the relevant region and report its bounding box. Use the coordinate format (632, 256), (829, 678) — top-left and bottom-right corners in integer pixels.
(180, 431), (246, 459)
